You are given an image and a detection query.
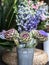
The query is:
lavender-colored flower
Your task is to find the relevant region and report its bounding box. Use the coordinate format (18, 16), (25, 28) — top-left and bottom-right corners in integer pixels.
(38, 30), (48, 37)
(18, 26), (22, 32)
(17, 13), (40, 32)
(40, 14), (47, 21)
(0, 30), (6, 39)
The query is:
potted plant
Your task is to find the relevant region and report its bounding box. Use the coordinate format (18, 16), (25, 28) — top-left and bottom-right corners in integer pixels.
(15, 0), (49, 64)
(1, 29), (47, 65)
(0, 0), (48, 50)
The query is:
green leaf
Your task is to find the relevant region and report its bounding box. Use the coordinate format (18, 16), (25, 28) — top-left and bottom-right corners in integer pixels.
(0, 0), (18, 30)
(37, 21), (46, 30)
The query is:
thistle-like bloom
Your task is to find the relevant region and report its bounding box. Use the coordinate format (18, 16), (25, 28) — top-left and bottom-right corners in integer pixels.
(37, 30), (48, 41)
(30, 30), (48, 41)
(36, 30), (48, 41)
(20, 31), (30, 43)
(4, 29), (19, 40)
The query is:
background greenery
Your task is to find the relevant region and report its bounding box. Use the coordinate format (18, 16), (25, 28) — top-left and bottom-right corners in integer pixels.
(0, 0), (18, 31)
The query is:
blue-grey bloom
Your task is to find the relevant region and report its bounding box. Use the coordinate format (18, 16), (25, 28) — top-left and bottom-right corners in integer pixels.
(39, 30), (48, 37)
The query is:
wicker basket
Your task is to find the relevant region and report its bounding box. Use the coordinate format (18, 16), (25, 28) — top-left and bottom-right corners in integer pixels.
(2, 47), (48, 65)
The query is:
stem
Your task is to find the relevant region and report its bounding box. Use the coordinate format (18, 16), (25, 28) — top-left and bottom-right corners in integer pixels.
(8, 11), (14, 28)
(6, 0), (17, 19)
(6, 3), (14, 19)
(7, 0), (18, 28)
(36, 0), (40, 1)
(13, 38), (19, 46)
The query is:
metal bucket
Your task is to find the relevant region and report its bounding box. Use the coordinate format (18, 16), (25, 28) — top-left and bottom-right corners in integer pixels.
(17, 48), (34, 65)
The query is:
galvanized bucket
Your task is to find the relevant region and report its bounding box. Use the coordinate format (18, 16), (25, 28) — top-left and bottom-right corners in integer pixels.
(17, 48), (34, 65)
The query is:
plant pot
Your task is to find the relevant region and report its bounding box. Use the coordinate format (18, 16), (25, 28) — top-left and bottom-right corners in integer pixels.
(17, 48), (34, 65)
(43, 33), (49, 61)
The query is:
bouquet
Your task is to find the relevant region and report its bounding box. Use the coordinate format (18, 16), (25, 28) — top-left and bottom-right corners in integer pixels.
(0, 0), (49, 49)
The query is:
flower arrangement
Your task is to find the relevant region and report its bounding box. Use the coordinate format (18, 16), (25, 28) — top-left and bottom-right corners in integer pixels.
(16, 0), (49, 32)
(0, 1), (48, 65)
(0, 29), (47, 48)
(0, 0), (49, 49)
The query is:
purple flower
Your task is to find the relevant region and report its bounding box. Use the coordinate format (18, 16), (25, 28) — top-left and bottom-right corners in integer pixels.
(40, 14), (47, 21)
(20, 31), (30, 43)
(17, 14), (40, 32)
(16, 1), (49, 33)
(18, 26), (22, 33)
(0, 30), (6, 39)
(39, 30), (48, 37)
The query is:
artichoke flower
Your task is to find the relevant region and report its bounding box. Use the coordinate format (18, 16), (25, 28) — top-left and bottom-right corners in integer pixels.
(38, 30), (48, 41)
(20, 31), (30, 43)
(4, 29), (19, 40)
(30, 30), (48, 42)
(4, 29), (19, 45)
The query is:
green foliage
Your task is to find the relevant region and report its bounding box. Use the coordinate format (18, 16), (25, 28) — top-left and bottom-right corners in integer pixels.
(0, 0), (18, 31)
(37, 21), (46, 30)
(0, 39), (15, 50)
